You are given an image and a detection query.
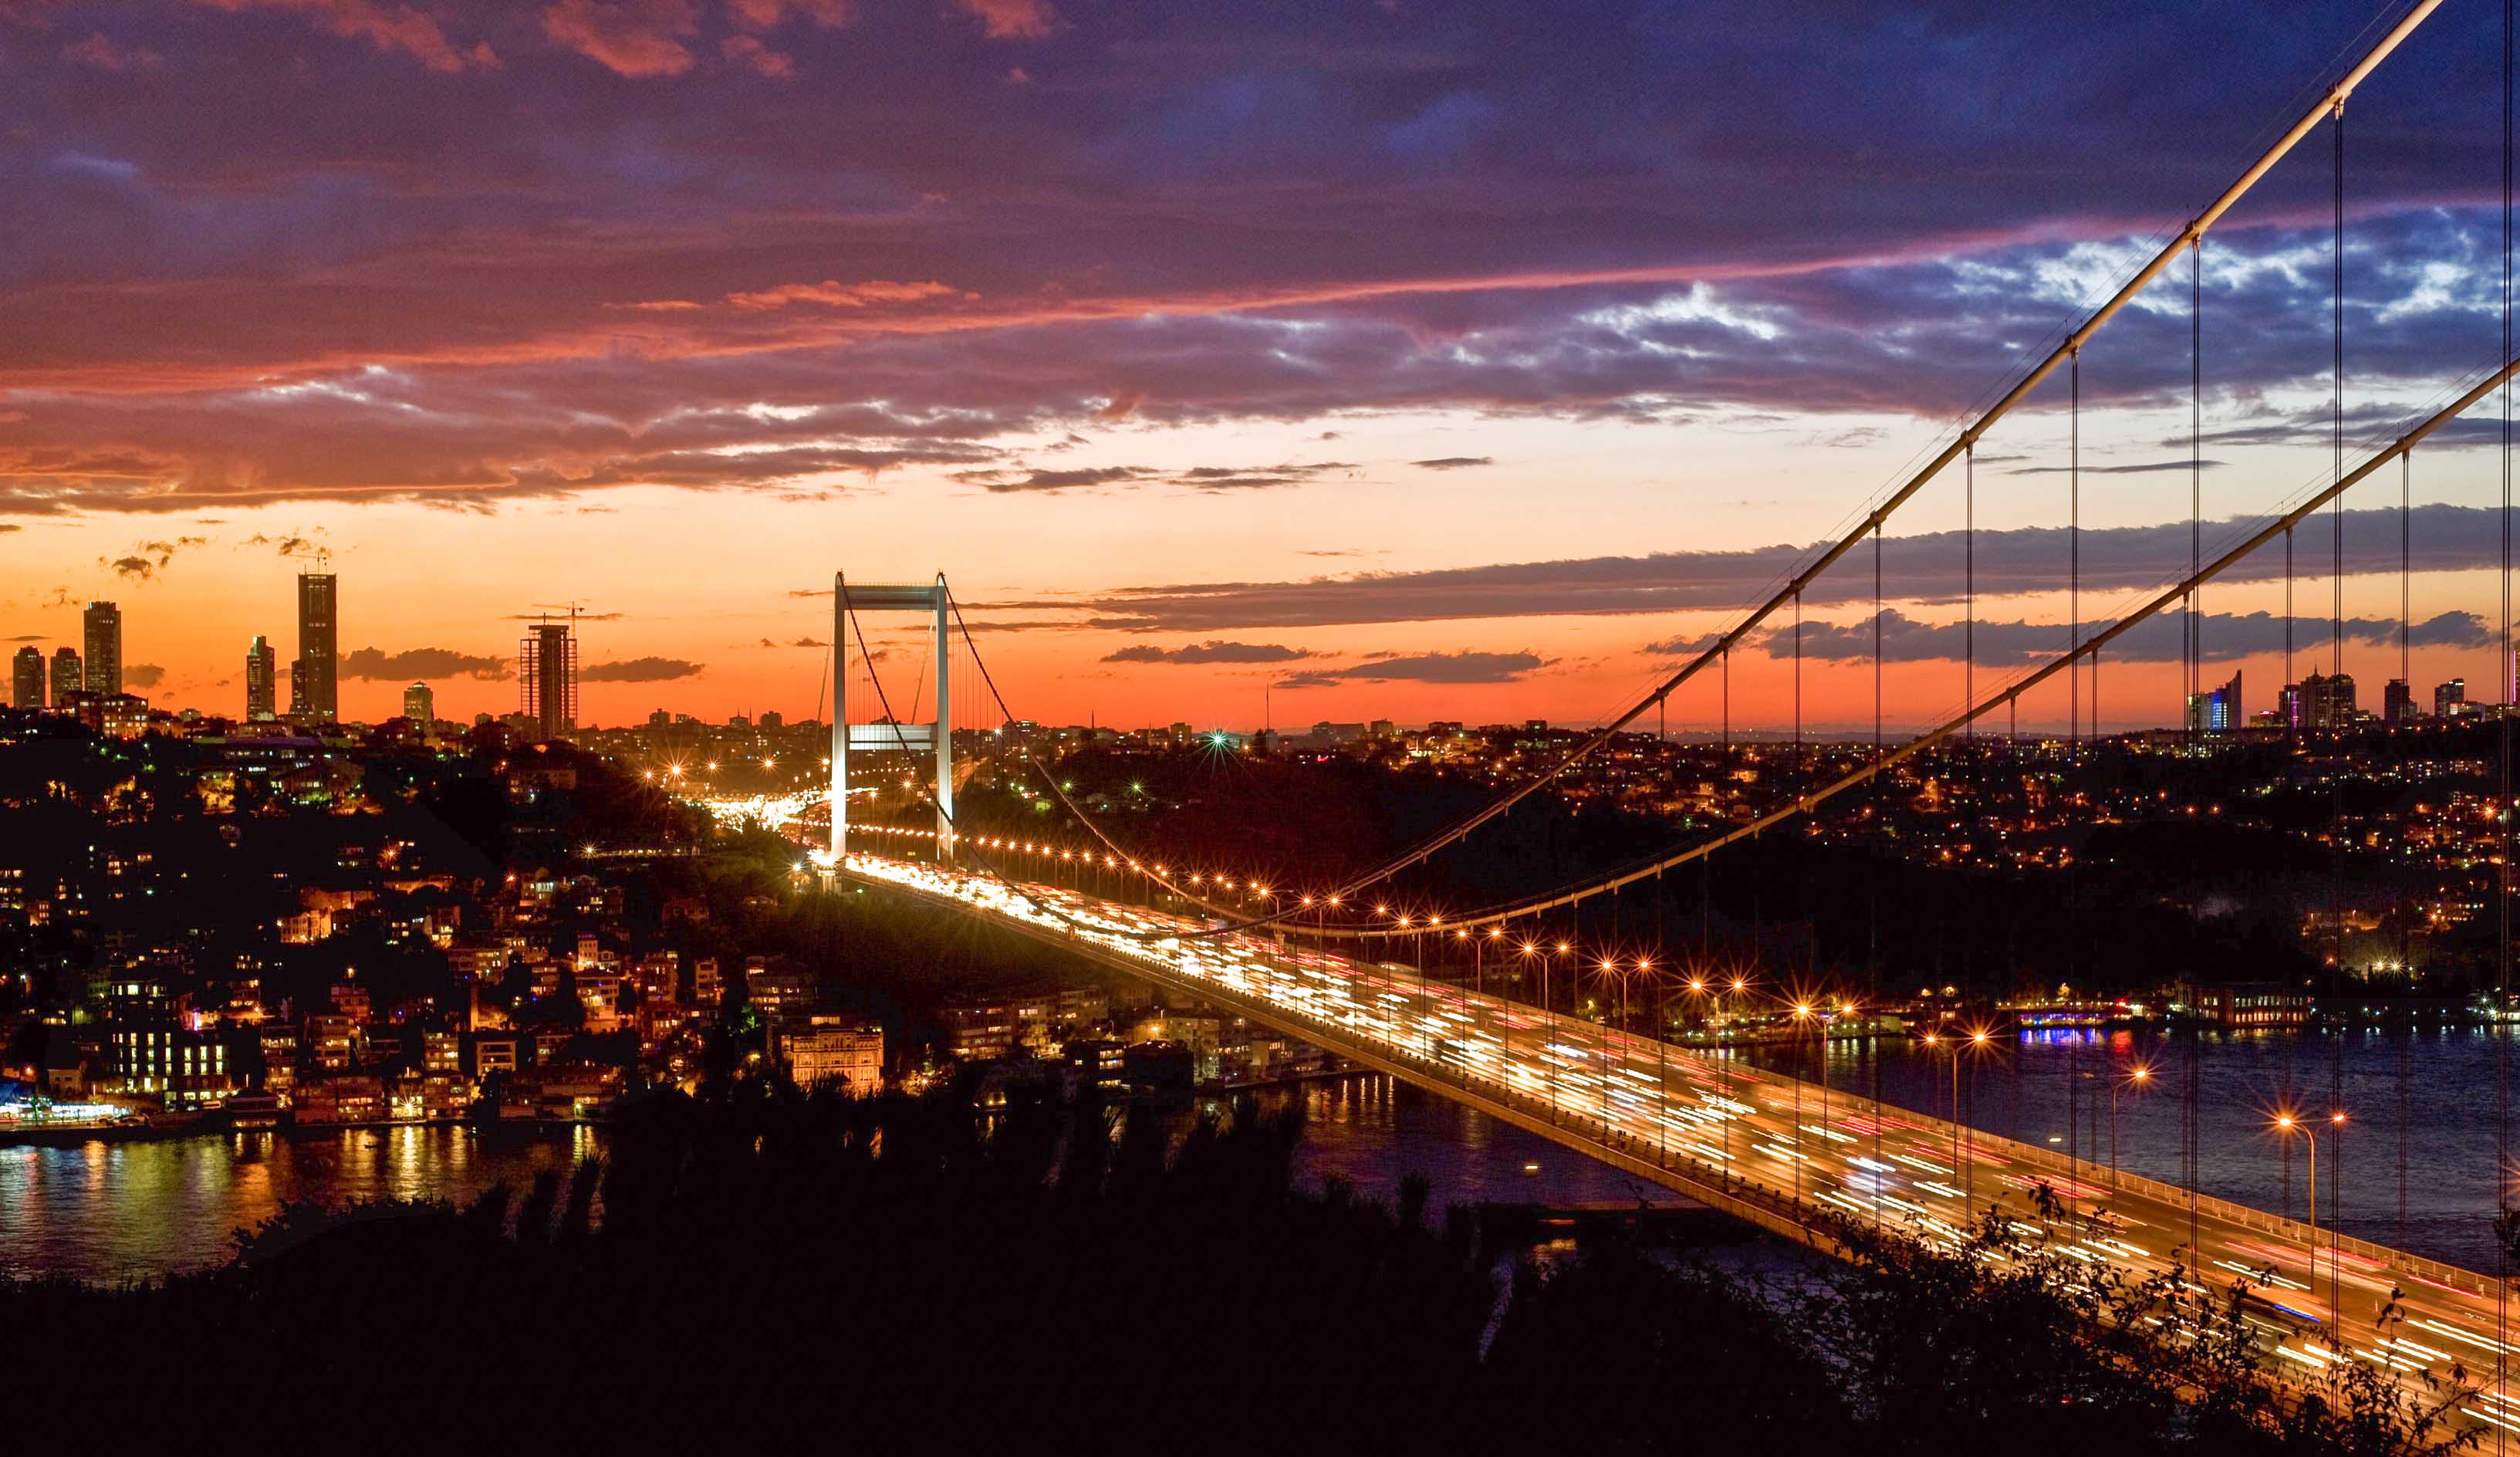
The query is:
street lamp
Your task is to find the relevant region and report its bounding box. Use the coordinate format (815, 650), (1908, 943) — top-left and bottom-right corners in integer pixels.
(2272, 1110), (2344, 1308)
(2112, 1063), (2152, 1192)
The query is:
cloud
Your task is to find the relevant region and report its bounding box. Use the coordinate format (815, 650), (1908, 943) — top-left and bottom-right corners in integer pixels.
(1731, 607), (2493, 668)
(1102, 641), (1316, 665)
(539, 0), (698, 76)
(722, 279), (958, 310)
(971, 465), (1151, 493)
(195, 0), (493, 73)
(125, 663), (166, 688)
(1409, 456), (1493, 471)
(719, 33), (792, 77)
(341, 646), (511, 680)
(1047, 505), (2520, 633)
(581, 655), (704, 681)
(243, 532), (325, 558)
(958, 460), (1358, 494)
(2005, 458), (2225, 477)
(0, 1), (2509, 527)
(106, 555), (154, 580)
(62, 30), (162, 69)
(1277, 650), (1549, 688)
(951, 0), (1055, 39)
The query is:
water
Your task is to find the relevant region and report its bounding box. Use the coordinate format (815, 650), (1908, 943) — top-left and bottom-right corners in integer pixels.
(0, 1126), (603, 1284)
(0, 1081), (1629, 1284)
(1745, 1026), (2514, 1269)
(11, 1033), (2515, 1282)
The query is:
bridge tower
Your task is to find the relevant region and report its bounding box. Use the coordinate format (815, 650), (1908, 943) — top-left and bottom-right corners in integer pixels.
(829, 572), (953, 866)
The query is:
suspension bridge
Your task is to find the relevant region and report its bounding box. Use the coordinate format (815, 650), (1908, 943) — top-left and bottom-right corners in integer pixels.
(710, 0), (2520, 1435)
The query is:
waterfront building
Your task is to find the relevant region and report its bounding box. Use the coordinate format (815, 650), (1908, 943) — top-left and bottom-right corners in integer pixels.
(2184, 981), (2315, 1030)
(779, 1017), (884, 1094)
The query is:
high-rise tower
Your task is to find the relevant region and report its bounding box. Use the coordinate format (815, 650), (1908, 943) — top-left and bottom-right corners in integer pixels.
(245, 636), (277, 722)
(296, 571), (337, 722)
(519, 621), (577, 740)
(49, 647), (81, 708)
(11, 646), (42, 708)
(83, 600), (121, 695)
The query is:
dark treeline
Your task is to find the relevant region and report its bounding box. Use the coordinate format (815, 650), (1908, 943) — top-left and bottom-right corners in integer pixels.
(0, 1080), (2472, 1453)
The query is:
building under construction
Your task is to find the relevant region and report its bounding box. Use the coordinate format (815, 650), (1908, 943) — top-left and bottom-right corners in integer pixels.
(519, 620), (578, 740)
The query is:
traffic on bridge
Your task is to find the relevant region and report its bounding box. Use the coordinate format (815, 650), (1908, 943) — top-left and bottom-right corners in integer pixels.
(837, 843), (2520, 1437)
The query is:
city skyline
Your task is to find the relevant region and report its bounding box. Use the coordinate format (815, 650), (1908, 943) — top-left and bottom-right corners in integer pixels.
(3, 2), (2518, 730)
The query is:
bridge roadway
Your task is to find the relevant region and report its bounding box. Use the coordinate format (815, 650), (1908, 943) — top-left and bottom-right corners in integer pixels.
(842, 850), (2520, 1432)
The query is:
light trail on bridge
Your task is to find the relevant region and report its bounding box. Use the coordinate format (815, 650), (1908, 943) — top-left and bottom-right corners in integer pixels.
(838, 845), (2520, 1437)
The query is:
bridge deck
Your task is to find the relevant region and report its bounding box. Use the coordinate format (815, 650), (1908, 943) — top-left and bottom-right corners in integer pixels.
(843, 851), (2520, 1435)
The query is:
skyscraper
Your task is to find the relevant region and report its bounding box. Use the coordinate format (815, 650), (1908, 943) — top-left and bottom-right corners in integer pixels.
(403, 681), (434, 722)
(2438, 678), (2470, 718)
(519, 622), (577, 740)
(296, 571), (337, 722)
(49, 647), (81, 708)
(2384, 678), (2416, 722)
(83, 600), (121, 695)
(2184, 670), (2241, 735)
(245, 636), (277, 722)
(12, 646), (42, 708)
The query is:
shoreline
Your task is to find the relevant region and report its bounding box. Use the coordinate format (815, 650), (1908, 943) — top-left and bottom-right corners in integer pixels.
(0, 1117), (604, 1150)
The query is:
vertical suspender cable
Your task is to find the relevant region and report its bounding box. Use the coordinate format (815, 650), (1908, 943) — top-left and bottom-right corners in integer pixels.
(2335, 101), (2348, 682)
(2071, 348), (2081, 752)
(2483, 3), (2520, 1434)
(1966, 445), (1976, 745)
(2329, 99), (2346, 1303)
(2193, 238), (2205, 732)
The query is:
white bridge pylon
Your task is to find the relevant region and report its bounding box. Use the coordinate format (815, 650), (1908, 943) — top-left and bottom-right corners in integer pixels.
(830, 571), (952, 866)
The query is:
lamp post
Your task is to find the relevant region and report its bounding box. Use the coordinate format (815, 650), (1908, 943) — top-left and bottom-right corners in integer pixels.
(2112, 1063), (2151, 1192)
(1790, 1001), (1813, 1202)
(2274, 1110), (2344, 1308)
(1548, 941), (1568, 1123)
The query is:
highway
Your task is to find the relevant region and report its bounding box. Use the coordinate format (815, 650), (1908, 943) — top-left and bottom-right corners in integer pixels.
(839, 847), (2520, 1437)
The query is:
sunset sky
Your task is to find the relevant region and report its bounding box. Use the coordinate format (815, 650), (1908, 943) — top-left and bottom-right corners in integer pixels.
(2, 0), (2516, 733)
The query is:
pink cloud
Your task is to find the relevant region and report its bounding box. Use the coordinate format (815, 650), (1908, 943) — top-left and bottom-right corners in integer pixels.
(723, 279), (961, 310)
(192, 0), (492, 73)
(727, 0), (852, 27)
(539, 0), (699, 77)
(720, 32), (794, 78)
(62, 31), (162, 69)
(951, 0), (1055, 40)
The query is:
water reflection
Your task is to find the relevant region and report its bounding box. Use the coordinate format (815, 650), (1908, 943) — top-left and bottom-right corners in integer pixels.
(1745, 1026), (2515, 1268)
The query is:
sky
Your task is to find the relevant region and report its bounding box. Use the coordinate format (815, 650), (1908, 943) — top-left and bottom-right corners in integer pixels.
(1, 0), (2516, 733)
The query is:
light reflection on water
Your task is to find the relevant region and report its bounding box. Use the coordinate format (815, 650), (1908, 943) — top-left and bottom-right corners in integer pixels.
(0, 1128), (591, 1284)
(1747, 1026), (2520, 1269)
(0, 1086), (1640, 1284)
(12, 1033), (2508, 1282)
